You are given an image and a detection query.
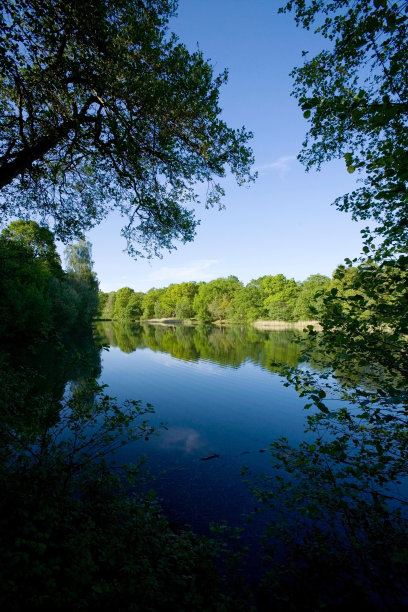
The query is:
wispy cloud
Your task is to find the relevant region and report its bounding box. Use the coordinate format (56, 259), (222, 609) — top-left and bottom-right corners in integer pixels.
(257, 155), (297, 175)
(147, 259), (220, 283)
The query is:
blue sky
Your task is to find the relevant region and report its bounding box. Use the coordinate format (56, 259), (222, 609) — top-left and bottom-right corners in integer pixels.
(84, 0), (365, 293)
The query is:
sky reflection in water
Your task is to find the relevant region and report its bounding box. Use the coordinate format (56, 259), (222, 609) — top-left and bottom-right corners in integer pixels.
(95, 323), (314, 531)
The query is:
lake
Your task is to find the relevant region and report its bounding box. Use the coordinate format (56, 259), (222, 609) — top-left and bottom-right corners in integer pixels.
(3, 321), (406, 607)
(94, 322), (317, 533)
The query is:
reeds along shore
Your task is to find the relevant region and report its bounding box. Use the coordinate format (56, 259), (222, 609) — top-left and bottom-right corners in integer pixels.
(139, 318), (322, 330)
(251, 320), (321, 330)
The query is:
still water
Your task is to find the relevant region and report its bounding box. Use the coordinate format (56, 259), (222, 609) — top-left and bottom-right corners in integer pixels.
(94, 322), (315, 532)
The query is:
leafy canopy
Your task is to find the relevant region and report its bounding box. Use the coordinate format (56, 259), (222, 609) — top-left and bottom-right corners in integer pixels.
(0, 0), (254, 257)
(280, 0), (408, 254)
(0, 221), (100, 336)
(1, 219), (62, 276)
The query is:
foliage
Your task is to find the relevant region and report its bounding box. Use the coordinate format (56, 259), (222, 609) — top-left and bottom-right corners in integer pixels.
(2, 220), (63, 277)
(0, 375), (238, 611)
(99, 271), (332, 323)
(0, 221), (60, 337)
(157, 281), (199, 319)
(231, 283), (263, 323)
(262, 275), (300, 322)
(65, 238), (99, 322)
(292, 273), (330, 320)
(193, 277), (243, 322)
(0, 233), (52, 337)
(317, 257), (408, 381)
(0, 221), (99, 338)
(242, 259), (408, 608)
(112, 287), (137, 320)
(280, 0), (408, 255)
(98, 291), (109, 317)
(175, 295), (195, 320)
(243, 2), (408, 607)
(65, 239), (97, 279)
(244, 357), (408, 609)
(99, 291), (117, 320)
(142, 287), (166, 319)
(126, 291), (145, 320)
(0, 0), (255, 257)
(101, 286), (145, 321)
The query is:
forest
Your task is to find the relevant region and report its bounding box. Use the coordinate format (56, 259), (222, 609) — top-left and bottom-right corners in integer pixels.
(1, 0), (408, 610)
(0, 221), (98, 339)
(98, 266), (369, 324)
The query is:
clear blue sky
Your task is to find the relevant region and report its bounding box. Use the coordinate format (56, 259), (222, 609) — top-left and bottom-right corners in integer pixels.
(84, 0), (365, 293)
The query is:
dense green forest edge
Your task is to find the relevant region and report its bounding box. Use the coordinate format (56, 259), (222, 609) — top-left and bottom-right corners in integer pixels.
(99, 270), (348, 324)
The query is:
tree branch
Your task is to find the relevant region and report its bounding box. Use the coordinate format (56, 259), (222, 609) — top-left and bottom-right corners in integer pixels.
(0, 97), (97, 188)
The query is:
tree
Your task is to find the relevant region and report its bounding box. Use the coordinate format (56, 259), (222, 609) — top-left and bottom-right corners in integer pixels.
(141, 287), (165, 319)
(65, 239), (95, 277)
(292, 273), (330, 320)
(230, 284), (262, 322)
(0, 220), (68, 336)
(125, 292), (144, 320)
(2, 220), (63, 278)
(193, 277), (242, 322)
(246, 4), (408, 606)
(65, 239), (99, 321)
(0, 232), (52, 337)
(279, 0), (408, 377)
(158, 281), (198, 318)
(98, 292), (109, 317)
(175, 296), (194, 320)
(0, 0), (254, 257)
(253, 274), (299, 321)
(0, 220), (91, 335)
(100, 291), (117, 320)
(112, 287), (138, 320)
(280, 0), (408, 255)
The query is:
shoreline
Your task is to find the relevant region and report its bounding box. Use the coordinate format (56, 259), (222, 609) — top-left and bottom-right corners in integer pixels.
(144, 318), (321, 330)
(97, 317), (321, 330)
(251, 319), (321, 330)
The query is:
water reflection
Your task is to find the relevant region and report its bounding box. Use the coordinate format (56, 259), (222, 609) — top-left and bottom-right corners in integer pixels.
(91, 322), (314, 536)
(94, 321), (305, 372)
(0, 329), (102, 453)
(158, 426), (206, 454)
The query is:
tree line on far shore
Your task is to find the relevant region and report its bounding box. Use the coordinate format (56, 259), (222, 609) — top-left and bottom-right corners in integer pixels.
(98, 267), (362, 324)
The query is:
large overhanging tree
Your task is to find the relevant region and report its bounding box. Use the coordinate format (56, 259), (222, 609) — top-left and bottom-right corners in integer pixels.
(281, 0), (408, 255)
(276, 0), (408, 389)
(0, 0), (254, 257)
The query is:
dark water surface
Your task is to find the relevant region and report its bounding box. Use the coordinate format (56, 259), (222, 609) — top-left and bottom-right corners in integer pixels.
(94, 322), (315, 532)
